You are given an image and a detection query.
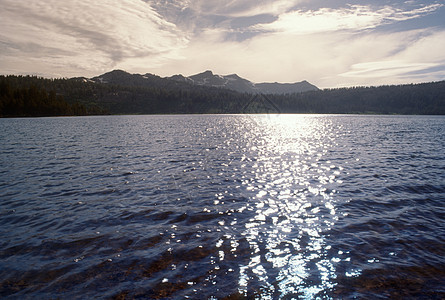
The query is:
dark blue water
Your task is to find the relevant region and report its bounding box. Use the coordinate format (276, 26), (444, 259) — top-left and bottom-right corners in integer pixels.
(0, 114), (444, 299)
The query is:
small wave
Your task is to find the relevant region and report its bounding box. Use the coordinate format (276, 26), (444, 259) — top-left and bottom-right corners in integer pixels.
(385, 184), (445, 195)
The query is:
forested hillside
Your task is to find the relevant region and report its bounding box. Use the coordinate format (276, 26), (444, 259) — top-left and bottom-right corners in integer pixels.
(269, 82), (445, 114)
(1, 73), (445, 117)
(0, 76), (104, 117)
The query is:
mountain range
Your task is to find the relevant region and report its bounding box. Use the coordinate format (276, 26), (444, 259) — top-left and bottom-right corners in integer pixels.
(167, 70), (319, 94)
(92, 70), (319, 94)
(2, 70), (445, 117)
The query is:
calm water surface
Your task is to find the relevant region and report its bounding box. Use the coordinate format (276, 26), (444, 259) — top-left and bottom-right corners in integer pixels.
(0, 114), (444, 299)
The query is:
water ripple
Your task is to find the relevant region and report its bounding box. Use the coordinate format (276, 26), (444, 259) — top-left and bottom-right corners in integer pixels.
(0, 115), (444, 299)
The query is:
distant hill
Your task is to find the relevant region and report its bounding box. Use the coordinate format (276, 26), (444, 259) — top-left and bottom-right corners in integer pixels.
(168, 70), (319, 94)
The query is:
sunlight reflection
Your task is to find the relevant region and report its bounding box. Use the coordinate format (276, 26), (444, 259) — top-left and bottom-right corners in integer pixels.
(231, 114), (344, 298)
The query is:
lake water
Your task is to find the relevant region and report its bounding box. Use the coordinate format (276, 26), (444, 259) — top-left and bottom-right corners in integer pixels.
(0, 114), (444, 299)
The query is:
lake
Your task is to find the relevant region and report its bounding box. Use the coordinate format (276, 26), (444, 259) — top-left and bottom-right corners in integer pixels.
(1, 114), (444, 299)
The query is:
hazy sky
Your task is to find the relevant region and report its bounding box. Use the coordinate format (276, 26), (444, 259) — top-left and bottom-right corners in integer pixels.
(1, 0), (444, 87)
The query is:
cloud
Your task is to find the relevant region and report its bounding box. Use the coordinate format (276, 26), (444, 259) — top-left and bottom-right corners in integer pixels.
(0, 0), (188, 76)
(252, 3), (443, 34)
(338, 29), (445, 84)
(148, 24), (445, 88)
(149, 0), (303, 39)
(340, 61), (438, 78)
(149, 1), (445, 87)
(183, 0), (302, 18)
(144, 1), (445, 88)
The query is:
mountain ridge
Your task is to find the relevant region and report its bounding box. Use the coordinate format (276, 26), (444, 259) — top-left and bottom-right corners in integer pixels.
(91, 69), (319, 94)
(167, 70), (319, 94)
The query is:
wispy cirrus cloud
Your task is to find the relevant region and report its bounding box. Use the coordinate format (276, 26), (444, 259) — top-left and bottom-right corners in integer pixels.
(340, 61), (438, 78)
(148, 0), (302, 38)
(339, 29), (445, 84)
(252, 3), (443, 34)
(179, 0), (302, 18)
(0, 0), (188, 76)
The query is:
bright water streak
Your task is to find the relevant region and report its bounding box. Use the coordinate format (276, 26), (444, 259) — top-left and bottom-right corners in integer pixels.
(0, 115), (444, 299)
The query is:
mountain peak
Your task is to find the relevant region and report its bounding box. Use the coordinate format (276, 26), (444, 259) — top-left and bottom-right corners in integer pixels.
(225, 74), (242, 79)
(192, 70), (214, 77)
(169, 70), (318, 94)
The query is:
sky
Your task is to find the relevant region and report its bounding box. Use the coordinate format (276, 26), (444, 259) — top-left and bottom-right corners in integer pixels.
(0, 0), (444, 88)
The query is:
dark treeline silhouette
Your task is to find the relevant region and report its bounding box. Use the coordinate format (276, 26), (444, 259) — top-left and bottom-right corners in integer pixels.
(0, 75), (105, 117)
(269, 82), (445, 114)
(1, 74), (445, 117)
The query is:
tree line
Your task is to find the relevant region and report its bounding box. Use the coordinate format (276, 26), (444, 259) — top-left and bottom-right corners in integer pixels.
(1, 74), (445, 117)
(269, 83), (445, 114)
(0, 76), (106, 117)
